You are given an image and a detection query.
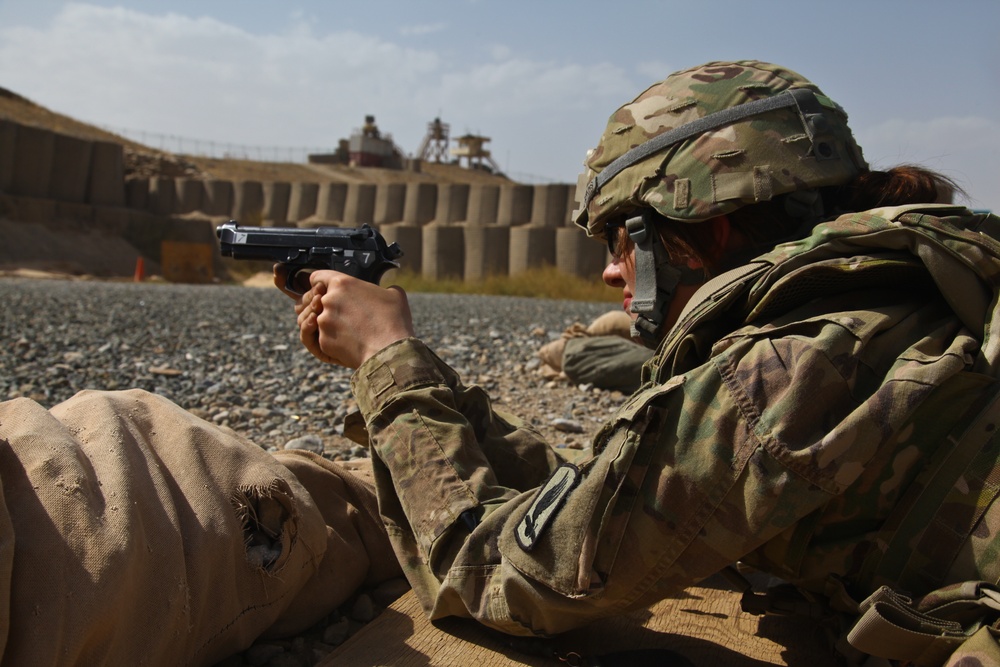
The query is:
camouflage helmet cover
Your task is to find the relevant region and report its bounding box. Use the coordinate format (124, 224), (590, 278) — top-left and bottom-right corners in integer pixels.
(574, 60), (869, 240)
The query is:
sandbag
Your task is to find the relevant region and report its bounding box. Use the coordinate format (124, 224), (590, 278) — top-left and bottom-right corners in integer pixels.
(563, 336), (652, 393)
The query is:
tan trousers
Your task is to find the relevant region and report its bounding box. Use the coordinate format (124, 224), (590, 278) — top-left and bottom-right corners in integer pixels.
(0, 389), (400, 666)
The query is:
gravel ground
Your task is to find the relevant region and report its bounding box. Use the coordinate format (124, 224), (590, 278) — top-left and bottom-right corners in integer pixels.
(0, 276), (626, 665)
(1, 277), (622, 453)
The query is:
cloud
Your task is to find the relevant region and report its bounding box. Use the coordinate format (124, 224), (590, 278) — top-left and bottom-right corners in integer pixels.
(440, 59), (630, 115)
(0, 3), (637, 181)
(0, 4), (441, 142)
(857, 116), (1000, 211)
(430, 58), (634, 180)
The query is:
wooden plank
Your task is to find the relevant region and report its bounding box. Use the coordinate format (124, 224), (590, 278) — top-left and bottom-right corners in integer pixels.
(323, 578), (842, 667)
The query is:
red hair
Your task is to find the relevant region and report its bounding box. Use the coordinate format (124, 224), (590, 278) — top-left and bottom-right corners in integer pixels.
(844, 165), (960, 209)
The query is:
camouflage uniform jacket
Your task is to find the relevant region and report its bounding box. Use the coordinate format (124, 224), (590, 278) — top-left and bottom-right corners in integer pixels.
(350, 204), (1000, 637)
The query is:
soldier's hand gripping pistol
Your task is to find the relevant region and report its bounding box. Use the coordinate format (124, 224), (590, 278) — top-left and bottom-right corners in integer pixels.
(216, 221), (403, 294)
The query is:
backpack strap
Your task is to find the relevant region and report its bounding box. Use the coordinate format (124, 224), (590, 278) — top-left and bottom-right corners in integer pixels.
(865, 203), (970, 221)
(844, 384), (1000, 665)
(672, 260), (770, 327)
(847, 582), (1000, 666)
(858, 384), (1000, 594)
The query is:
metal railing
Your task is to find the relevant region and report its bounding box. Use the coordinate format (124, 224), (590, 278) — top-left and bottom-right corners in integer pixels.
(99, 124), (331, 163)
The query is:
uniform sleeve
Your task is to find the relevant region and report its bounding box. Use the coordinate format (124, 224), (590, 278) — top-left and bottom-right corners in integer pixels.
(351, 307), (972, 636)
(349, 339), (564, 567)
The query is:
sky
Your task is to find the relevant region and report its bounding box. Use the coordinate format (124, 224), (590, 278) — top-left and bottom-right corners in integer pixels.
(0, 0), (997, 210)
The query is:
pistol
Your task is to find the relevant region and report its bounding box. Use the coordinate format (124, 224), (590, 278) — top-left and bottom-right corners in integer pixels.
(216, 221), (403, 294)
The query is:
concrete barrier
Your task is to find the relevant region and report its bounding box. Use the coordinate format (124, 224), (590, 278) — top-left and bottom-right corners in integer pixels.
(380, 223), (422, 274)
(530, 184), (571, 227)
(288, 182), (319, 223)
(497, 184), (533, 226)
(263, 181), (291, 225)
(565, 185), (581, 226)
(202, 179), (233, 217)
(0, 123), (588, 283)
(421, 224), (464, 280)
(465, 184), (499, 225)
(463, 225), (510, 280)
(374, 183), (406, 225)
(176, 177), (204, 214)
(0, 202), (232, 279)
(148, 177), (177, 216)
(125, 178), (149, 210)
(556, 227), (608, 279)
(316, 182), (348, 222)
(49, 134), (92, 203)
(87, 141), (125, 207)
(120, 209), (160, 261)
(0, 193), (57, 223)
(435, 183), (469, 224)
(123, 215), (223, 279)
(0, 120), (15, 193)
(344, 183), (376, 224)
(233, 180), (264, 224)
(403, 182), (437, 225)
(509, 225), (556, 274)
(12, 124), (54, 198)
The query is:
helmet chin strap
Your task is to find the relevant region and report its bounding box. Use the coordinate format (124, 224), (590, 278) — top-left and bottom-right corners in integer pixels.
(626, 196), (828, 347)
(626, 213), (704, 347)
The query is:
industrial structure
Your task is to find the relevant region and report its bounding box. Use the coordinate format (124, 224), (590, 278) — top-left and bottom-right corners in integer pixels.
(309, 115), (404, 169)
(308, 115), (502, 176)
(451, 133), (502, 174)
(347, 115), (403, 168)
(416, 117), (450, 163)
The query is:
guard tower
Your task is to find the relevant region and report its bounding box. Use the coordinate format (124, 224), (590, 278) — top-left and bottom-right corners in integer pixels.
(451, 133), (501, 173)
(417, 117), (450, 162)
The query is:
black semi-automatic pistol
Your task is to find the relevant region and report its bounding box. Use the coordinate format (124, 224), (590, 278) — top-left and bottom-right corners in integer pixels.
(216, 221), (403, 294)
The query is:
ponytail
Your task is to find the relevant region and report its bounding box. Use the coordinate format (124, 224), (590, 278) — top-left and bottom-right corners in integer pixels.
(838, 165), (963, 210)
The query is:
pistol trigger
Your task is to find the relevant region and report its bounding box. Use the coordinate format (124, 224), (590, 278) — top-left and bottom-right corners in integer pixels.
(285, 267), (312, 296)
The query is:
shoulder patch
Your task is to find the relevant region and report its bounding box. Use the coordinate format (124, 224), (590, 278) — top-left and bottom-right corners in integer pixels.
(515, 463), (581, 552)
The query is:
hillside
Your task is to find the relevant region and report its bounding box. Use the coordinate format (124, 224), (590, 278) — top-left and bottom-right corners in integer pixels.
(0, 86), (513, 186)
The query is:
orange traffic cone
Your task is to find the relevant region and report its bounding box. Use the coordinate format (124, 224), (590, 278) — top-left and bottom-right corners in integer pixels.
(134, 257), (145, 282)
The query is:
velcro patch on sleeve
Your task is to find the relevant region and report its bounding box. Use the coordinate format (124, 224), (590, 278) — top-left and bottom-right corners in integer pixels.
(515, 463), (581, 552)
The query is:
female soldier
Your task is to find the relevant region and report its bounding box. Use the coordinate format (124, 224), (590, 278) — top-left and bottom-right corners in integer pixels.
(290, 60), (1000, 663)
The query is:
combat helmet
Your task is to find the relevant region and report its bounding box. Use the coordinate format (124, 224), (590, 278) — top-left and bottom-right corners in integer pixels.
(574, 60), (868, 236)
(574, 60), (868, 343)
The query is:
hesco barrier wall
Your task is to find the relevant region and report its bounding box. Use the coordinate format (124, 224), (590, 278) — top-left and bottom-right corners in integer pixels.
(0, 119), (609, 281)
